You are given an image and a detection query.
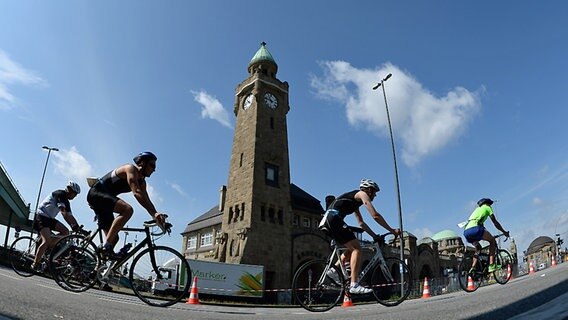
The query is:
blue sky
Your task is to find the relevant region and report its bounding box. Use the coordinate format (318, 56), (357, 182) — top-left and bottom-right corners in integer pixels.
(1, 1), (567, 257)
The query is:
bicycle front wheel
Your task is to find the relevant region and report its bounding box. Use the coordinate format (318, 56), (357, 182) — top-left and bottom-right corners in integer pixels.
(369, 257), (411, 306)
(494, 249), (513, 284)
(291, 260), (344, 312)
(9, 236), (37, 277)
(130, 246), (191, 307)
(458, 255), (481, 292)
(49, 234), (99, 292)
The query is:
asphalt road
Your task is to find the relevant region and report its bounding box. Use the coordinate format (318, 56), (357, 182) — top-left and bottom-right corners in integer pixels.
(0, 263), (566, 320)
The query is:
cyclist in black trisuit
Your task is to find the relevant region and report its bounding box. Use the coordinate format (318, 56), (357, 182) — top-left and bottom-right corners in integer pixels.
(87, 152), (165, 262)
(320, 179), (400, 294)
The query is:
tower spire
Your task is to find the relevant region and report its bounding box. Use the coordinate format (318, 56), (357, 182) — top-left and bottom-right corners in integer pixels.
(248, 41), (278, 76)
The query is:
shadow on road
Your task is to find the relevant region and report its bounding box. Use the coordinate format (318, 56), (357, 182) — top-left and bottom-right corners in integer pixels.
(468, 277), (568, 320)
(0, 311), (24, 320)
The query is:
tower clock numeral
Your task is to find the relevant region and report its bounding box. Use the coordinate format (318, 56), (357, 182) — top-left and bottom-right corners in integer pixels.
(264, 92), (278, 109)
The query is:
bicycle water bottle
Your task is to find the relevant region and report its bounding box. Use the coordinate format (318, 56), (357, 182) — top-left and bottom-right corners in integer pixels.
(119, 243), (133, 255)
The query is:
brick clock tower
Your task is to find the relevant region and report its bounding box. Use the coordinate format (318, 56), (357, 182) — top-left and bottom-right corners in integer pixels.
(220, 42), (292, 290)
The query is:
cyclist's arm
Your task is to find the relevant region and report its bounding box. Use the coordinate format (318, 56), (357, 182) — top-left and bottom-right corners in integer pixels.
(353, 209), (378, 238)
(56, 194), (79, 228)
(357, 191), (398, 235)
(125, 165), (158, 219)
(489, 215), (509, 237)
(60, 210), (79, 229)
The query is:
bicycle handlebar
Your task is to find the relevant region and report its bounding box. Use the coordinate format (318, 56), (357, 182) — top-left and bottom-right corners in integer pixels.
(494, 233), (509, 242)
(143, 214), (172, 236)
(72, 224), (90, 237)
(372, 232), (398, 246)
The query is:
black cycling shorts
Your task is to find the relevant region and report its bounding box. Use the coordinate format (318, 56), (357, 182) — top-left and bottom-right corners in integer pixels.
(33, 215), (58, 232)
(325, 212), (356, 245)
(87, 187), (118, 230)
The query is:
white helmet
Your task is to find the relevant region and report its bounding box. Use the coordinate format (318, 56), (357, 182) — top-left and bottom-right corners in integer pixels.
(360, 179), (380, 191)
(66, 181), (81, 194)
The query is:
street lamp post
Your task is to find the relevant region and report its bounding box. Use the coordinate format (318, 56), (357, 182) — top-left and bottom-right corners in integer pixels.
(31, 146), (59, 237)
(373, 73), (406, 284)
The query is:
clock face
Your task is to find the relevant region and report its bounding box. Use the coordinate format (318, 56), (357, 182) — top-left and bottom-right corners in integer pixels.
(243, 94), (254, 110)
(264, 92), (278, 109)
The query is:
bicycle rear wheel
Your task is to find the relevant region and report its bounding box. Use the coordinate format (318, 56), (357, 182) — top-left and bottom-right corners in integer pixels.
(369, 257), (411, 306)
(292, 260), (344, 312)
(49, 234), (99, 292)
(494, 249), (513, 284)
(130, 246), (191, 307)
(458, 255), (481, 292)
(9, 236), (37, 277)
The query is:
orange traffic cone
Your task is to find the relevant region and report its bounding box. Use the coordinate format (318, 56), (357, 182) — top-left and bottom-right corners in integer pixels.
(186, 276), (200, 305)
(529, 261), (535, 275)
(467, 276), (476, 291)
(341, 292), (353, 308)
(552, 255), (557, 267)
(422, 277), (431, 298)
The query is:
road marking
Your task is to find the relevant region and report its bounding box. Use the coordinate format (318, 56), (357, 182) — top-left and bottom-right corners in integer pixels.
(97, 297), (147, 306)
(0, 272), (22, 281)
(36, 283), (80, 295)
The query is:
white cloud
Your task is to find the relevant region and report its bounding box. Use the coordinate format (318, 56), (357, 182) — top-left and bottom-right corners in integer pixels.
(532, 197), (543, 205)
(145, 183), (163, 204)
(52, 147), (93, 184)
(192, 90), (232, 128)
(0, 49), (45, 110)
(311, 61), (482, 166)
(169, 182), (187, 197)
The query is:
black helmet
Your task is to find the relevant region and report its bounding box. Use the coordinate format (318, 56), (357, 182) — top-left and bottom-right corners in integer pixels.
(133, 151), (157, 165)
(477, 198), (494, 207)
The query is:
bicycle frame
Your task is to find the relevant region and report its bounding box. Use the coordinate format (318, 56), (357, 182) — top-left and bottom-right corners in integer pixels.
(458, 233), (513, 292)
(324, 240), (394, 285)
(470, 233), (509, 271)
(21, 229), (87, 263)
(292, 233), (411, 312)
(99, 225), (162, 282)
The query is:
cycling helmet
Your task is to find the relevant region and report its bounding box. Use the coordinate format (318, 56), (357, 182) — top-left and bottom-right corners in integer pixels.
(66, 181), (81, 194)
(477, 198), (494, 207)
(133, 151), (157, 164)
(360, 179), (380, 191)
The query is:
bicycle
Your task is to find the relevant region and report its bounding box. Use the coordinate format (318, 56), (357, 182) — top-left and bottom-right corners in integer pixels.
(50, 215), (192, 307)
(291, 233), (412, 312)
(9, 227), (89, 277)
(457, 233), (513, 292)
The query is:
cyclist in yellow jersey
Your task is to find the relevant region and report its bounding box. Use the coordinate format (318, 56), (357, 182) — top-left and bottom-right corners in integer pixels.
(463, 198), (510, 273)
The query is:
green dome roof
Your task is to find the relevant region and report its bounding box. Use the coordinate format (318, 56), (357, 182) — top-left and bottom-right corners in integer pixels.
(249, 41), (277, 66)
(431, 229), (460, 241)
